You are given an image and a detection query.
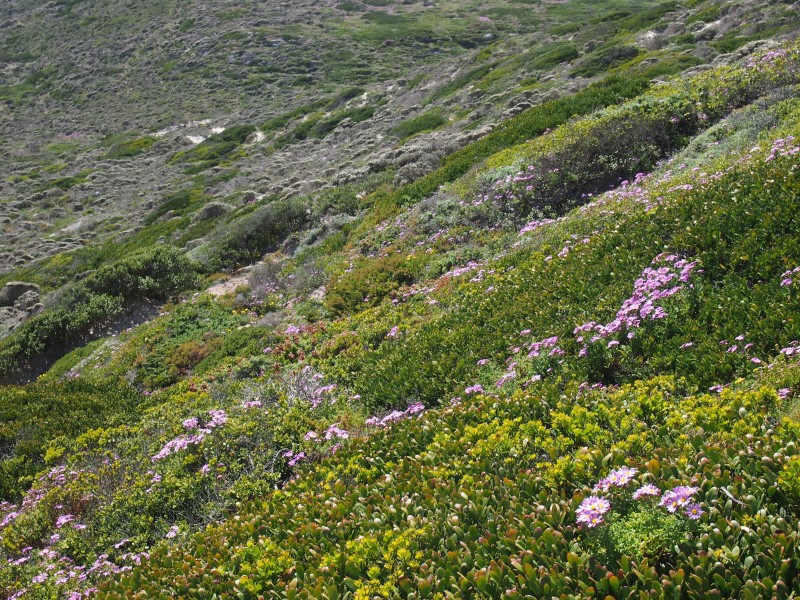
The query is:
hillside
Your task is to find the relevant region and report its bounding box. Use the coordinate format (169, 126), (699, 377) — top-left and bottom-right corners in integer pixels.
(1, 0), (800, 598)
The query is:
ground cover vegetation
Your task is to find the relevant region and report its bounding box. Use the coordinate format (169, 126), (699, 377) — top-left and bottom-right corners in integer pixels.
(2, 0), (800, 598)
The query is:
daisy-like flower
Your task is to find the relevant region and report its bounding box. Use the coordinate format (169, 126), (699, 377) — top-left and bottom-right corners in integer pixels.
(659, 485), (698, 513)
(685, 503), (704, 519)
(577, 510), (604, 528)
(671, 485), (699, 507)
(593, 477), (613, 493)
(632, 484), (661, 500)
(579, 496), (611, 515)
(614, 466), (638, 486)
(660, 492), (680, 513)
(595, 467), (638, 491)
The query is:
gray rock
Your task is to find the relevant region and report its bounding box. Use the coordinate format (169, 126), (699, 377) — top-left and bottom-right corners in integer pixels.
(194, 202), (234, 222)
(0, 282), (40, 307)
(14, 290), (41, 312)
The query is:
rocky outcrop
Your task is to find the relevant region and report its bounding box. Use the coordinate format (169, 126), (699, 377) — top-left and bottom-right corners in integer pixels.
(0, 281), (40, 307)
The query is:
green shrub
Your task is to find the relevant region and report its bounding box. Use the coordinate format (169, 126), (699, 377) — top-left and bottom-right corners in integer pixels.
(571, 45), (641, 78)
(143, 188), (211, 225)
(169, 124), (255, 172)
(325, 254), (420, 316)
(425, 63), (497, 104)
(384, 75), (650, 209)
(202, 198), (309, 270)
(526, 42), (580, 71)
(0, 380), (147, 500)
(389, 109), (448, 140)
(0, 247), (199, 382)
(105, 136), (156, 159)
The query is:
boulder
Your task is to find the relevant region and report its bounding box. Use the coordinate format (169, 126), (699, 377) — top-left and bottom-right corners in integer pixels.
(0, 282), (40, 307)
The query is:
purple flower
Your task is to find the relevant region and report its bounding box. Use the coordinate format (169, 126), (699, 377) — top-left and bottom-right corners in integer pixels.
(633, 484), (661, 500)
(660, 491), (681, 513)
(207, 409), (227, 428)
(182, 417), (199, 430)
(165, 525), (179, 539)
(325, 424), (350, 440)
(386, 326), (399, 338)
(304, 430), (318, 441)
(285, 325), (300, 335)
(55, 514), (75, 529)
(685, 503), (704, 519)
(660, 485), (698, 512)
(672, 485), (699, 499)
(465, 384), (484, 395)
(288, 452), (306, 467)
(595, 466), (638, 491)
(576, 509), (605, 528)
(579, 496), (611, 515)
(406, 402), (425, 415)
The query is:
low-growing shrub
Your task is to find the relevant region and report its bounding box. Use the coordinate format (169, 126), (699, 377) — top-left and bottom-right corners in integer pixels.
(169, 124), (256, 172)
(0, 247), (199, 382)
(200, 197), (309, 271)
(389, 109), (448, 141)
(325, 254), (420, 316)
(105, 136), (156, 159)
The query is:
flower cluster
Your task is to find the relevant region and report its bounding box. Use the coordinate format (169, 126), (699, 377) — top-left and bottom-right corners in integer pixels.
(781, 342), (800, 358)
(593, 466), (638, 492)
(659, 486), (702, 518)
(574, 253), (698, 351)
(766, 136), (799, 162)
(576, 496), (611, 528)
(152, 410), (228, 461)
(365, 403), (425, 428)
(781, 266), (800, 287)
(0, 466), (149, 598)
(282, 451), (306, 468)
(577, 466), (704, 528)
